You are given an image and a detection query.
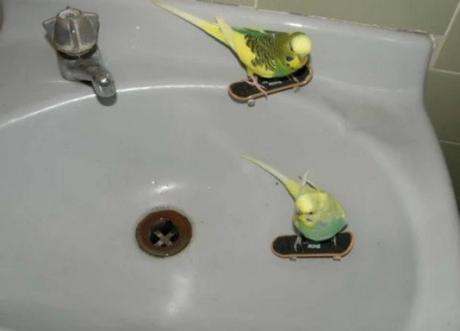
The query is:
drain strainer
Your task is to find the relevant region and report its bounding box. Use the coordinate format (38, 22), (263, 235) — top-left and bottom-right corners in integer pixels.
(136, 209), (192, 257)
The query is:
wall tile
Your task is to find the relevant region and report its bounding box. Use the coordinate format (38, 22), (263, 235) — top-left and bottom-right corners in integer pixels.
(425, 69), (460, 142)
(435, 6), (460, 71)
(441, 142), (460, 203)
(201, 0), (255, 7)
(257, 0), (458, 34)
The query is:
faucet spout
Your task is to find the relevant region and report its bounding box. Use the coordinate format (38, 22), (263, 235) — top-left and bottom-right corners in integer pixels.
(90, 66), (116, 99)
(58, 49), (116, 98)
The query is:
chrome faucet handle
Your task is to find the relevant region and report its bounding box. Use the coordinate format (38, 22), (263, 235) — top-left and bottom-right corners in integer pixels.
(43, 7), (116, 100)
(43, 7), (99, 57)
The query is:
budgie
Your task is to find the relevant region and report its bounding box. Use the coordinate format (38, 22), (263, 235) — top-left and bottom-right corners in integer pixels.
(152, 0), (312, 95)
(243, 155), (347, 250)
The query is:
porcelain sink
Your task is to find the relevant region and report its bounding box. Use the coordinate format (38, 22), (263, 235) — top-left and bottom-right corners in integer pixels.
(0, 0), (459, 330)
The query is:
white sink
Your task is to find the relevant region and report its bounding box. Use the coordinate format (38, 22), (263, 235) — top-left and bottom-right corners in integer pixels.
(0, 0), (459, 330)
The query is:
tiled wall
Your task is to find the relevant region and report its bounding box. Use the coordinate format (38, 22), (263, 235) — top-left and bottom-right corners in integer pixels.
(428, 6), (460, 210)
(205, 0), (460, 209)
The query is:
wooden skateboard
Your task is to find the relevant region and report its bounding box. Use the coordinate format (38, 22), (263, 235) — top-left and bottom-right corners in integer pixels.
(228, 64), (313, 106)
(272, 231), (354, 260)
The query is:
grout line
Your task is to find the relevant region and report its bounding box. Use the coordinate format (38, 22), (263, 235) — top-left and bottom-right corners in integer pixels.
(430, 67), (460, 75)
(444, 1), (460, 37)
(440, 140), (460, 147)
(428, 34), (446, 67)
(431, 1), (460, 69)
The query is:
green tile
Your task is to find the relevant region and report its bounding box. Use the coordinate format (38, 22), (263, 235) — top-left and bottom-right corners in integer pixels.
(257, 0), (458, 34)
(441, 142), (460, 200)
(424, 70), (460, 142)
(435, 7), (460, 71)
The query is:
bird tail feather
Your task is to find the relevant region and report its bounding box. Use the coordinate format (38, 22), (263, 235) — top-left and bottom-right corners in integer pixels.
(152, 1), (227, 45)
(242, 155), (302, 199)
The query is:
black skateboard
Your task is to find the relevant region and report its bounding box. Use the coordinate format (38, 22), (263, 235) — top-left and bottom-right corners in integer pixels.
(272, 231), (354, 260)
(228, 64), (313, 106)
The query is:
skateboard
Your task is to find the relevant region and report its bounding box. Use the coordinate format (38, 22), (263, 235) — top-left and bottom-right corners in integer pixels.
(228, 64), (313, 106)
(272, 231), (354, 260)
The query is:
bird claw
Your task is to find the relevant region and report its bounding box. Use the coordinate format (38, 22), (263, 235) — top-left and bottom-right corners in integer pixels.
(246, 76), (269, 99)
(293, 235), (303, 252)
(289, 74), (302, 92)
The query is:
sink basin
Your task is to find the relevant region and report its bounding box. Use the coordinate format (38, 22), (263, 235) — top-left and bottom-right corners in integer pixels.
(0, 0), (459, 330)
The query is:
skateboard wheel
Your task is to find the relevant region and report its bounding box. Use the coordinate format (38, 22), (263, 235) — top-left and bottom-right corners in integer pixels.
(247, 99), (255, 107)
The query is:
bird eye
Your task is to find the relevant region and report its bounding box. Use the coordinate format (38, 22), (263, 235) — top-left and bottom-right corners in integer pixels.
(286, 55), (294, 62)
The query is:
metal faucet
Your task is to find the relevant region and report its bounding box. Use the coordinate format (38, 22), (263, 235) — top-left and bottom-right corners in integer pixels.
(43, 7), (116, 99)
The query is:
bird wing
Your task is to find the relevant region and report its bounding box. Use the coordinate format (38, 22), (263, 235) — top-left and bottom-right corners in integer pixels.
(234, 28), (283, 75)
(152, 1), (228, 45)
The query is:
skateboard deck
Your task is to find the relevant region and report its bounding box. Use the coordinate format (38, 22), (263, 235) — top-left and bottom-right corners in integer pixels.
(228, 64), (313, 105)
(272, 231), (354, 260)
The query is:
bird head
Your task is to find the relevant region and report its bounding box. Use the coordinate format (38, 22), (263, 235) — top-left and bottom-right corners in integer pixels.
(283, 32), (312, 69)
(294, 191), (344, 227)
(290, 32), (312, 58)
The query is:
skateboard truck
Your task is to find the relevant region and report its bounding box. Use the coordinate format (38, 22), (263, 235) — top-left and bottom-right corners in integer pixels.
(228, 64), (313, 106)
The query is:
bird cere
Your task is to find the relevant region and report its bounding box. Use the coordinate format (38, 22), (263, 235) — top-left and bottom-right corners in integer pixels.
(152, 0), (313, 103)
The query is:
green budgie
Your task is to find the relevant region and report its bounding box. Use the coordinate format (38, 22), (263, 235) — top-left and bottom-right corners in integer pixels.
(152, 0), (312, 96)
(243, 155), (347, 249)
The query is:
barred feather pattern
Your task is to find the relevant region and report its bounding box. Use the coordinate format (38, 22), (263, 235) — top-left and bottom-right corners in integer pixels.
(244, 33), (277, 72)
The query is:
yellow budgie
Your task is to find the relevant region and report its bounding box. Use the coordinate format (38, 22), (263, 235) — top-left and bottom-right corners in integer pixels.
(152, 1), (312, 95)
(243, 155), (347, 250)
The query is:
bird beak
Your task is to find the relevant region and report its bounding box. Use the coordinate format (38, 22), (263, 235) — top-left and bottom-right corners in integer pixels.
(299, 53), (309, 62)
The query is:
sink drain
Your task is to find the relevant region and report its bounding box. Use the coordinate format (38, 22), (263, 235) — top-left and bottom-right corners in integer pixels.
(136, 209), (192, 257)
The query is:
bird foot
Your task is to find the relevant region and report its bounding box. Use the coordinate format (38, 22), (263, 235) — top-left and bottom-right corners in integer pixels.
(293, 235), (303, 252)
(246, 76), (269, 98)
(289, 74), (302, 92)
